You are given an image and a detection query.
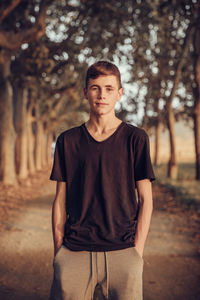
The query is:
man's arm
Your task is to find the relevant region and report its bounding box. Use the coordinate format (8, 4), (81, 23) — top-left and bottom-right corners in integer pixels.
(134, 179), (153, 258)
(52, 181), (67, 256)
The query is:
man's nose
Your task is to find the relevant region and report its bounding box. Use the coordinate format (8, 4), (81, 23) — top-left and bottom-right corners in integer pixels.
(98, 89), (106, 99)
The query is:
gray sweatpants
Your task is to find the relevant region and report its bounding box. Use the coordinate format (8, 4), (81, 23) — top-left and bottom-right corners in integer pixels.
(50, 245), (143, 300)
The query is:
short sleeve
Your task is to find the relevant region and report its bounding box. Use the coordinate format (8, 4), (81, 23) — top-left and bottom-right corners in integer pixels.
(134, 132), (155, 183)
(49, 134), (67, 181)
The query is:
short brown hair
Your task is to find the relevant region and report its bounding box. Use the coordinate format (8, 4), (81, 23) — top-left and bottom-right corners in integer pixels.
(85, 61), (122, 89)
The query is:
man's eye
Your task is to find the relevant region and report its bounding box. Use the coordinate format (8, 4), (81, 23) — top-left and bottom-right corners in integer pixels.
(107, 88), (113, 92)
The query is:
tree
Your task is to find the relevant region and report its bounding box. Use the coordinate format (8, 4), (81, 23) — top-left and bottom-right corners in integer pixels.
(0, 0), (139, 185)
(193, 8), (200, 179)
(124, 1), (199, 179)
(0, 0), (48, 184)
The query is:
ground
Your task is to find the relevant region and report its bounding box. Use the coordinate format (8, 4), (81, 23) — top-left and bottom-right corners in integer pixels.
(0, 166), (199, 300)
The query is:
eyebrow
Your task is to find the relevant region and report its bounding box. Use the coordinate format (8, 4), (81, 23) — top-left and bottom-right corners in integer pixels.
(89, 84), (114, 88)
(105, 85), (114, 88)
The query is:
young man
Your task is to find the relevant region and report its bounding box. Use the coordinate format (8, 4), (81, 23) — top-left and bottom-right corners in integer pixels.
(49, 61), (155, 300)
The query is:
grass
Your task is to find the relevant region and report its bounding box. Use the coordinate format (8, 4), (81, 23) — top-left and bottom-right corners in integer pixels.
(154, 163), (200, 206)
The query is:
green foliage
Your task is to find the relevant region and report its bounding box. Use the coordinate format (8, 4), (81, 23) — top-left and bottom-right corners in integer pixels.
(0, 0), (199, 128)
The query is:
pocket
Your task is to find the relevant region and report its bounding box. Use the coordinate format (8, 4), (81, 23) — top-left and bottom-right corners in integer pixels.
(133, 247), (144, 262)
(53, 245), (63, 264)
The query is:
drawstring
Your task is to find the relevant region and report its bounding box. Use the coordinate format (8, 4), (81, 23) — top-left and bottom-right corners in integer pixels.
(91, 252), (95, 300)
(88, 251), (109, 300)
(85, 252), (95, 300)
(104, 251), (109, 299)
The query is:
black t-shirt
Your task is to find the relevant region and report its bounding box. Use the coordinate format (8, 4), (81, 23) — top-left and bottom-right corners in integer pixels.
(50, 121), (155, 251)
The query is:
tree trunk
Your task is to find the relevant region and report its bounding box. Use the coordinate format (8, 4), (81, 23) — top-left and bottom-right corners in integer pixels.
(167, 104), (178, 179)
(27, 119), (36, 174)
(166, 24), (194, 179)
(35, 119), (43, 170)
(0, 55), (17, 185)
(41, 129), (48, 167)
(194, 103), (200, 180)
(166, 96), (178, 179)
(154, 119), (161, 166)
(154, 94), (161, 166)
(193, 25), (200, 180)
(47, 132), (54, 164)
(14, 86), (28, 179)
(26, 99), (36, 174)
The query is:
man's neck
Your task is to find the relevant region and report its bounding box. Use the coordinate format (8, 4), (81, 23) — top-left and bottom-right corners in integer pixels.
(86, 114), (122, 134)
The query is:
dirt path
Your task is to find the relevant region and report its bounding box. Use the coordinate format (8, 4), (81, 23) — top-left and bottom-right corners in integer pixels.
(0, 174), (199, 300)
(144, 184), (200, 300)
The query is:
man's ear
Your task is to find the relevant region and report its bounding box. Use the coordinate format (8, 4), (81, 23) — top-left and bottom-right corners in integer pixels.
(83, 87), (88, 99)
(117, 88), (124, 101)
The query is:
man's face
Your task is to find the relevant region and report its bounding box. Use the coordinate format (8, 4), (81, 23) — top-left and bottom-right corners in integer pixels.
(84, 75), (123, 116)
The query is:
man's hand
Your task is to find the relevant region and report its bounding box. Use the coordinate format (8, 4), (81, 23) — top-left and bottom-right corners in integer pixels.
(134, 244), (144, 258)
(54, 243), (62, 257)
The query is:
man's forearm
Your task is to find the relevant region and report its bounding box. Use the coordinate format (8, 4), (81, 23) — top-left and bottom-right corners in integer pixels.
(134, 179), (153, 257)
(52, 199), (66, 255)
(52, 182), (67, 256)
(134, 197), (153, 255)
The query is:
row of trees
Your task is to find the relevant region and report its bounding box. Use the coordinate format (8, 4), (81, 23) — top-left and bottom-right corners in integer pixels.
(0, 0), (199, 186)
(116, 0), (200, 180)
(134, 1), (200, 180)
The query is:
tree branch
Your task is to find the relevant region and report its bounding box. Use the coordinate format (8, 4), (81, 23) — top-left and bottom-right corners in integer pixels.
(167, 23), (195, 107)
(0, 0), (22, 24)
(0, 0), (49, 50)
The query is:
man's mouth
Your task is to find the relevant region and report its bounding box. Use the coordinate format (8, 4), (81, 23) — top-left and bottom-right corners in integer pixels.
(96, 102), (108, 106)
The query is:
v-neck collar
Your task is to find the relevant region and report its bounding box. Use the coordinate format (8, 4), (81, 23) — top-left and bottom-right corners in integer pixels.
(82, 121), (125, 144)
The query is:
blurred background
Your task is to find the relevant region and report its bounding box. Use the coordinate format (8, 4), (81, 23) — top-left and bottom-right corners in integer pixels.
(0, 1), (199, 300)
